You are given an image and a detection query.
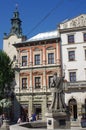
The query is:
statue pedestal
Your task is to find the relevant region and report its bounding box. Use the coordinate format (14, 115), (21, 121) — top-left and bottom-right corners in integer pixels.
(1, 120), (10, 130)
(46, 110), (70, 129)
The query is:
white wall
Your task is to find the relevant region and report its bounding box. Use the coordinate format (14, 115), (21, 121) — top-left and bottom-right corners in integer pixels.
(61, 31), (86, 81)
(3, 34), (22, 61)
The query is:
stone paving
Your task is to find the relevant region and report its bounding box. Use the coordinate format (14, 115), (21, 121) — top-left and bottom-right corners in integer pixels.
(10, 123), (86, 130)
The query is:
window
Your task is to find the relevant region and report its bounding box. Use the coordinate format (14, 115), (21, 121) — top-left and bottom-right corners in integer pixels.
(69, 72), (76, 82)
(22, 78), (27, 89)
(35, 77), (41, 89)
(68, 51), (75, 61)
(85, 50), (86, 60)
(48, 53), (54, 64)
(68, 35), (74, 43)
(35, 54), (40, 65)
(22, 56), (27, 66)
(48, 76), (53, 88)
(84, 33), (86, 42)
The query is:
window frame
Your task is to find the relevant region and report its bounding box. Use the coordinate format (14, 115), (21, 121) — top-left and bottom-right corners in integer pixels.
(83, 33), (86, 42)
(35, 77), (41, 89)
(85, 50), (86, 60)
(22, 78), (27, 89)
(35, 54), (40, 65)
(48, 53), (54, 64)
(68, 50), (75, 61)
(69, 72), (76, 82)
(48, 76), (53, 88)
(22, 55), (27, 66)
(68, 35), (74, 44)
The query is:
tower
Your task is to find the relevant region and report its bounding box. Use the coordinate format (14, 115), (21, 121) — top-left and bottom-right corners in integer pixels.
(3, 7), (26, 61)
(10, 7), (22, 36)
(3, 8), (27, 121)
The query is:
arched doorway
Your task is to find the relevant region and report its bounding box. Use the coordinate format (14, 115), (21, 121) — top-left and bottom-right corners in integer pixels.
(68, 98), (77, 121)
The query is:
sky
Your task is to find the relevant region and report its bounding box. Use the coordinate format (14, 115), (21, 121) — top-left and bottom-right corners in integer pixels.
(0, 0), (86, 50)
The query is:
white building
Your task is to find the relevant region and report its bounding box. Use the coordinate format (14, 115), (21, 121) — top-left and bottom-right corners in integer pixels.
(59, 14), (86, 124)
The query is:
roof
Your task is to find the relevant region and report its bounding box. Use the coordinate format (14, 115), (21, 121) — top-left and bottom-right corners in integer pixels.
(13, 30), (60, 47)
(25, 30), (59, 42)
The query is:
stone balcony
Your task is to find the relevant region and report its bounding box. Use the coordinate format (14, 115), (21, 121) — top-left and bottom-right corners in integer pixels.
(64, 81), (86, 91)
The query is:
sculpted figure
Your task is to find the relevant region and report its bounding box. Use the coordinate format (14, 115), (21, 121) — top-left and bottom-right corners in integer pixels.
(49, 72), (66, 111)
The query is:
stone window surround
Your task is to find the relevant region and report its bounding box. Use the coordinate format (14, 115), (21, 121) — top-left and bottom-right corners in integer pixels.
(20, 50), (28, 67)
(46, 49), (55, 65)
(33, 50), (42, 66)
(20, 76), (28, 90)
(67, 47), (76, 62)
(34, 76), (42, 89)
(68, 69), (77, 82)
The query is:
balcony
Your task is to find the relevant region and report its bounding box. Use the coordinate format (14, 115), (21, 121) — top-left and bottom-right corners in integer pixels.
(64, 81), (86, 91)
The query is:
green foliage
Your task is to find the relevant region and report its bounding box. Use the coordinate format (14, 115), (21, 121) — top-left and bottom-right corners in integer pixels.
(0, 50), (15, 99)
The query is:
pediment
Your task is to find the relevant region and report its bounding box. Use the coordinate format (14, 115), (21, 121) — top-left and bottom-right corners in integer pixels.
(60, 14), (86, 29)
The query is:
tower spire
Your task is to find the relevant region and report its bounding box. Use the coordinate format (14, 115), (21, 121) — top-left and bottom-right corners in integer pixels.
(10, 6), (22, 37)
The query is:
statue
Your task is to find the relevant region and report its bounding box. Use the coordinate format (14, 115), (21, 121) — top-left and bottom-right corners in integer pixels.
(49, 72), (66, 111)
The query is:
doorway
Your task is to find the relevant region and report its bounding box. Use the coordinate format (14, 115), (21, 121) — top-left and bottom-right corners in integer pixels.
(33, 104), (42, 120)
(68, 98), (77, 121)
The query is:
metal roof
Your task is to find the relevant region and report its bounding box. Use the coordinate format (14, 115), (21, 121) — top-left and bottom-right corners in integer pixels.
(26, 30), (58, 42)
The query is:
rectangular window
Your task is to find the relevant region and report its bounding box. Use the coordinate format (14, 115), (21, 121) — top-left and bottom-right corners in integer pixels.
(69, 72), (76, 82)
(22, 78), (27, 89)
(35, 77), (41, 89)
(68, 51), (75, 61)
(35, 54), (40, 65)
(84, 33), (86, 42)
(48, 76), (53, 88)
(22, 56), (27, 66)
(85, 50), (86, 60)
(48, 53), (54, 64)
(68, 35), (74, 43)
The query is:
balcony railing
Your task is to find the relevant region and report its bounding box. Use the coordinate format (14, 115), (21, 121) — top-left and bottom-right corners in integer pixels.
(65, 81), (86, 89)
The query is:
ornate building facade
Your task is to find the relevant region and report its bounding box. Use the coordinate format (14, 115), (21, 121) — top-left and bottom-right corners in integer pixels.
(59, 14), (86, 125)
(13, 31), (62, 120)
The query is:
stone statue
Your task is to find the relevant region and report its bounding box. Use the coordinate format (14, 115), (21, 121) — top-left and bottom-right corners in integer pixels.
(49, 72), (66, 111)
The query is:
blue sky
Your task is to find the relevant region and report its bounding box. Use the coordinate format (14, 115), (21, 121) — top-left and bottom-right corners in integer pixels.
(0, 0), (86, 49)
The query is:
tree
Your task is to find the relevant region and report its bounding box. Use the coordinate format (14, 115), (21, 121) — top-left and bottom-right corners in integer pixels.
(0, 50), (15, 99)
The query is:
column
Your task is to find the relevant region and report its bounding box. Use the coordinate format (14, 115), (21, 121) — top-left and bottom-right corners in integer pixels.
(29, 69), (33, 92)
(29, 47), (32, 66)
(43, 45), (46, 65)
(42, 95), (47, 120)
(43, 68), (46, 91)
(29, 96), (33, 117)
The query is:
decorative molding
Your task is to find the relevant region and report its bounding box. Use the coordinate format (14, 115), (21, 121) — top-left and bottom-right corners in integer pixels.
(20, 72), (30, 76)
(33, 71), (43, 75)
(70, 15), (86, 28)
(46, 46), (55, 50)
(61, 15), (86, 29)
